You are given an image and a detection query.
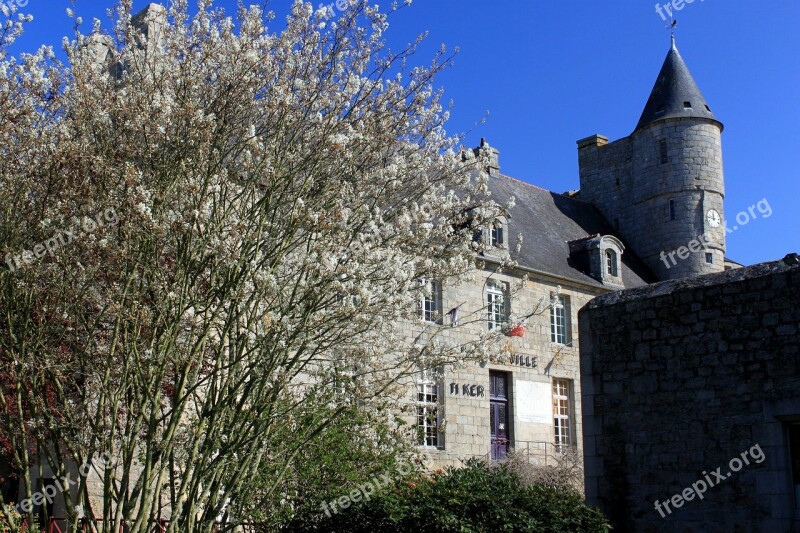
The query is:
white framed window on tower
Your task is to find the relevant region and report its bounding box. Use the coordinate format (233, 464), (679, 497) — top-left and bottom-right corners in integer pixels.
(553, 378), (573, 452)
(487, 281), (507, 331)
(550, 295), (570, 345)
(419, 279), (441, 323)
(416, 370), (440, 448)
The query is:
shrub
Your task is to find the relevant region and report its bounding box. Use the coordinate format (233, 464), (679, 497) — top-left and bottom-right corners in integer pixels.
(245, 393), (420, 531)
(504, 447), (585, 496)
(303, 459), (610, 532)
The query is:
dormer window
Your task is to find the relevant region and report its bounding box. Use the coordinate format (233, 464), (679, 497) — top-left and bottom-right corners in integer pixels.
(606, 249), (619, 277)
(484, 216), (508, 252)
(567, 234), (625, 288)
(491, 222), (504, 247)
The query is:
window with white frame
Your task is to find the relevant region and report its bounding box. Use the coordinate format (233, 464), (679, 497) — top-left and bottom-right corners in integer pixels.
(553, 378), (573, 452)
(490, 221), (505, 248)
(550, 295), (570, 345)
(416, 371), (439, 447)
(487, 281), (507, 331)
(419, 279), (440, 323)
(606, 249), (619, 277)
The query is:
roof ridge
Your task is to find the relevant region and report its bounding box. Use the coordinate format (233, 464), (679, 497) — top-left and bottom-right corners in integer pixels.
(494, 173), (598, 206)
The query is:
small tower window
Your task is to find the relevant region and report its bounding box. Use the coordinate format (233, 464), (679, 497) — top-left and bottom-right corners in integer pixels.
(683, 101), (692, 109)
(705, 104), (712, 112)
(668, 199), (676, 220)
(606, 249), (619, 277)
(706, 253), (713, 264)
(659, 139), (668, 164)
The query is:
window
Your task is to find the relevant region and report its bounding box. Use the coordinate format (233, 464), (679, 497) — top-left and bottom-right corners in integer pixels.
(659, 139), (668, 164)
(668, 199), (676, 221)
(606, 249), (619, 277)
(491, 221), (505, 247)
(487, 281), (507, 331)
(553, 379), (573, 452)
(419, 279), (440, 323)
(417, 371), (439, 447)
(683, 101), (692, 109)
(550, 295), (570, 345)
(706, 253), (713, 264)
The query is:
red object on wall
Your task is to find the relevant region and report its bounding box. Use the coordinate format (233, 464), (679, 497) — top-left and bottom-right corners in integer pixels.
(508, 324), (526, 337)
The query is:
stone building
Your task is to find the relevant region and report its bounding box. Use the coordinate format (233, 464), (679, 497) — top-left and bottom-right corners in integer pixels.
(417, 162), (652, 467)
(421, 36), (734, 468)
(579, 256), (800, 531)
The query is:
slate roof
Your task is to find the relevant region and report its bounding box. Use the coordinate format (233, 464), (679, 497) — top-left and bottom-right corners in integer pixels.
(635, 37), (722, 132)
(485, 173), (655, 289)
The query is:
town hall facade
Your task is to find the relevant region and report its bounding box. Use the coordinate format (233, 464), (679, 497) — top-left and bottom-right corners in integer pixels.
(416, 36), (734, 468)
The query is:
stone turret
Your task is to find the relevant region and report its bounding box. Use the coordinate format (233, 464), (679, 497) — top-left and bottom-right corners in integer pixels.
(578, 38), (726, 280)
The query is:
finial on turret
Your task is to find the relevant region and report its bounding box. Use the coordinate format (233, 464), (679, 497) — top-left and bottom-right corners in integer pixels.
(668, 18), (677, 46)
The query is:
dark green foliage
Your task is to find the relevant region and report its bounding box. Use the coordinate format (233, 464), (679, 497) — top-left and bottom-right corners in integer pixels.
(243, 390), (417, 531)
(291, 459), (611, 532)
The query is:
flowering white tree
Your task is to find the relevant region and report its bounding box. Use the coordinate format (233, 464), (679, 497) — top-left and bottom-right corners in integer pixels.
(0, 1), (511, 531)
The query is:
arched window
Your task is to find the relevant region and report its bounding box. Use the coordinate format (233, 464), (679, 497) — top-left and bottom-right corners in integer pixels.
(606, 249), (618, 277)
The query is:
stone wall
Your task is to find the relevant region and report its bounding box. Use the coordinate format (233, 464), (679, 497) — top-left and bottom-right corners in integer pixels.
(580, 258), (800, 532)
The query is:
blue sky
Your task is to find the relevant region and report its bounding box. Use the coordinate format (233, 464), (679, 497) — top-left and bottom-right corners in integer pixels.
(6, 0), (799, 266)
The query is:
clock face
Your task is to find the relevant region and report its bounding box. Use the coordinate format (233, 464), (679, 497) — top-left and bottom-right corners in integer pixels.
(707, 209), (721, 228)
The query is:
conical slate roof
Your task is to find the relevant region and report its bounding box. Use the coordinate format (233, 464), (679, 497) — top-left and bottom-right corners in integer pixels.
(635, 37), (722, 132)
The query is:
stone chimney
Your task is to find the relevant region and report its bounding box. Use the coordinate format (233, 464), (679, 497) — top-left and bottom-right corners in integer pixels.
(576, 134), (608, 152)
(473, 138), (500, 176)
(131, 3), (168, 52)
(77, 33), (115, 75)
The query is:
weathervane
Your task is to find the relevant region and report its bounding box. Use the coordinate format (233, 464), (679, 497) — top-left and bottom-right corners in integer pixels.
(667, 17), (678, 43)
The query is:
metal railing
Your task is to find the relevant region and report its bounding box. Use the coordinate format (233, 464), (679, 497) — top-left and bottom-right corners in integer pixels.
(510, 440), (580, 466)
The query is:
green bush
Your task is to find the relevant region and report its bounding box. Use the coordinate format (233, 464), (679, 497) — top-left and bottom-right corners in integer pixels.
(299, 459), (610, 532)
(240, 391), (419, 531)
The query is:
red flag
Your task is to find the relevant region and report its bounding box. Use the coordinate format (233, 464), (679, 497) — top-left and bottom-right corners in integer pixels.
(508, 323), (526, 337)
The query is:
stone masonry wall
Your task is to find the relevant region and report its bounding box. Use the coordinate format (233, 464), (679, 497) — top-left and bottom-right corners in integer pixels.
(630, 119), (725, 280)
(580, 259), (800, 532)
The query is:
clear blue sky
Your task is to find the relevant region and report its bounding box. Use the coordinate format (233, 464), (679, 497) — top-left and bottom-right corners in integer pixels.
(6, 1), (799, 266)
